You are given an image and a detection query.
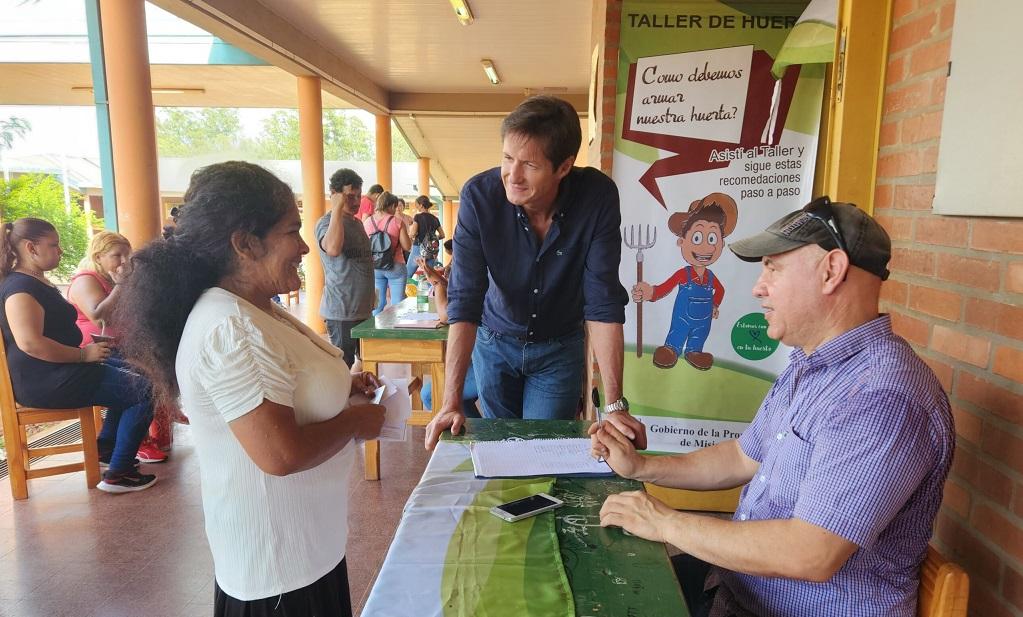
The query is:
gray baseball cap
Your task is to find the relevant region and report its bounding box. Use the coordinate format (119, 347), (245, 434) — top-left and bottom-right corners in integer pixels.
(729, 197), (891, 280)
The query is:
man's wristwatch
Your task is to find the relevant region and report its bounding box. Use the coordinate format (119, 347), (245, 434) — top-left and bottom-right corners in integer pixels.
(605, 397), (629, 414)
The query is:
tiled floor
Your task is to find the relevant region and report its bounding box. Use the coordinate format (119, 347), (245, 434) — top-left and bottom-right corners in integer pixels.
(0, 424), (432, 617)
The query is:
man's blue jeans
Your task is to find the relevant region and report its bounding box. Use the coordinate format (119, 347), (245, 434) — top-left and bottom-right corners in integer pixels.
(93, 356), (155, 473)
(471, 325), (584, 420)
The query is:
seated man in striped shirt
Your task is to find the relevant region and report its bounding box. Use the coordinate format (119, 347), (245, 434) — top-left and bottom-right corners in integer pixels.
(591, 198), (954, 617)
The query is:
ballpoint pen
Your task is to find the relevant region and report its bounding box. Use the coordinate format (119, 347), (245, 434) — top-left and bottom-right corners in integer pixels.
(591, 387), (606, 463)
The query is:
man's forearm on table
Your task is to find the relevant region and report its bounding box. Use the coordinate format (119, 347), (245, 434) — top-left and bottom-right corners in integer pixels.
(441, 321), (477, 410)
(659, 511), (856, 583)
(640, 439), (758, 489)
(586, 320), (624, 401)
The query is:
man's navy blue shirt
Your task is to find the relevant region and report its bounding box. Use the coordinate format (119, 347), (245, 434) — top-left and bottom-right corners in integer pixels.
(446, 166), (628, 341)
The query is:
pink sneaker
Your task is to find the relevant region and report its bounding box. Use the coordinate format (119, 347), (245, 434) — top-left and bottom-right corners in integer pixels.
(136, 441), (168, 464)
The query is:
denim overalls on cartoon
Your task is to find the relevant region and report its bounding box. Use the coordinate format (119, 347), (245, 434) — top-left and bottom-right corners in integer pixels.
(665, 266), (715, 355)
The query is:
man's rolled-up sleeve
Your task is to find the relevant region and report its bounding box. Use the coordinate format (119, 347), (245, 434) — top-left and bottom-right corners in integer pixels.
(446, 185), (488, 325)
(583, 182), (628, 323)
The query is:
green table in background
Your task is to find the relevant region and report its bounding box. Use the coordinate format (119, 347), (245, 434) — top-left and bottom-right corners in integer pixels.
(361, 418), (689, 617)
(352, 297), (448, 480)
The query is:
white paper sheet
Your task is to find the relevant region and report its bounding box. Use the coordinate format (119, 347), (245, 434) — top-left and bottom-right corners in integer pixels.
(395, 312), (440, 321)
(348, 378), (411, 442)
(377, 376), (411, 441)
(468, 438), (613, 478)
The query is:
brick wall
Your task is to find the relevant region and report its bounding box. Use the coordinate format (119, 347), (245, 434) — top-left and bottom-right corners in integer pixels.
(877, 1), (1023, 614)
(588, 0), (622, 175)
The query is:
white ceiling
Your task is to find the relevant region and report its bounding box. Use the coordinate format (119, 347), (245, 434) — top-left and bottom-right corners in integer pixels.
(2, 0), (597, 198)
(150, 0), (596, 196)
(258, 0), (592, 95)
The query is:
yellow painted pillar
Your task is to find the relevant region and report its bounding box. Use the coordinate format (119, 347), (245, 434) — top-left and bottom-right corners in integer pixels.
(375, 115), (392, 190)
(418, 157), (430, 197)
(98, 0), (160, 248)
(441, 197), (454, 266)
(298, 76), (326, 334)
(441, 201), (454, 242)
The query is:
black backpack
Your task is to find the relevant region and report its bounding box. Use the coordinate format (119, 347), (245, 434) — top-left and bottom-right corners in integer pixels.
(368, 216), (395, 270)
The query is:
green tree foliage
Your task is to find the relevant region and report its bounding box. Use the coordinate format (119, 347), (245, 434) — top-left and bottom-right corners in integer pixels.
(255, 110), (375, 161)
(391, 128), (417, 162)
(156, 108), (252, 156)
(0, 174), (92, 281)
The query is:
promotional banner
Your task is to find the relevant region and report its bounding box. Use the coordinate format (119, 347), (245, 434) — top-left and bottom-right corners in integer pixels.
(615, 0), (834, 453)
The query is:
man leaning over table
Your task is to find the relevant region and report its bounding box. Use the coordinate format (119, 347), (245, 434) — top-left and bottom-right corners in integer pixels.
(425, 95), (644, 450)
(591, 198), (954, 617)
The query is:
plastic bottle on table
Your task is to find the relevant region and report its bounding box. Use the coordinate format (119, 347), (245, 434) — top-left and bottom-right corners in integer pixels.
(416, 269), (430, 312)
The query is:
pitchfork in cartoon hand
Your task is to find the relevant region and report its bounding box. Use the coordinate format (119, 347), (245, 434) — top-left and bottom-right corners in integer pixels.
(623, 225), (656, 357)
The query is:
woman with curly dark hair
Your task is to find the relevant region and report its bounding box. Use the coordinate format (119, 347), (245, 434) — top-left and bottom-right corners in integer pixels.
(114, 161), (386, 616)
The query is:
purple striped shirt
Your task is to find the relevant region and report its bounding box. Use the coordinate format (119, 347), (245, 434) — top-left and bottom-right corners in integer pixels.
(713, 315), (954, 617)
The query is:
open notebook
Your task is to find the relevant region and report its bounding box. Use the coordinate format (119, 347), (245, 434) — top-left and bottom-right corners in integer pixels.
(469, 438), (614, 478)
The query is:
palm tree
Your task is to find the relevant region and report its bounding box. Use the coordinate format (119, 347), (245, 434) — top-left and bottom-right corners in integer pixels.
(0, 117), (31, 152)
(1, 116), (32, 182)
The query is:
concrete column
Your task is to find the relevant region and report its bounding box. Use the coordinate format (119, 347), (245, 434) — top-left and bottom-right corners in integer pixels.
(375, 114), (392, 190)
(418, 157), (430, 197)
(442, 198), (457, 265)
(439, 201), (456, 242)
(98, 0), (160, 247)
(298, 76), (326, 333)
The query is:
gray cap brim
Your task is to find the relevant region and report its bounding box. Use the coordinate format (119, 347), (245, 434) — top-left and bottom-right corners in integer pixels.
(729, 231), (811, 262)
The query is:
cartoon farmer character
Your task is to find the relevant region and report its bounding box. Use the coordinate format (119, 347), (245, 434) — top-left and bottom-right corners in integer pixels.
(633, 193), (738, 371)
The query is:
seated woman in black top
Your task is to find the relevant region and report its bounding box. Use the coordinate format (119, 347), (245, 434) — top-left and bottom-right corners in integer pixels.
(0, 218), (156, 493)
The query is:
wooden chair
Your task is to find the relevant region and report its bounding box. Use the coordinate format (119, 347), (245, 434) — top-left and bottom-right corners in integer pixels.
(918, 546), (969, 617)
(0, 336), (101, 500)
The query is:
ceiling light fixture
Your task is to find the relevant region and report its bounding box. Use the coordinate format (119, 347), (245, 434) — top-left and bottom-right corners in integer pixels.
(481, 59), (500, 85)
(449, 0), (474, 26)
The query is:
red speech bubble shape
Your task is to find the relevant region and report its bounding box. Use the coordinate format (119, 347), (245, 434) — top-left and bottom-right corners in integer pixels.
(622, 49), (800, 209)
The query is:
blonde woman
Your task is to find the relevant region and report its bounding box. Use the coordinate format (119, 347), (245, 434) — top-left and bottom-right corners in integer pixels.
(68, 231), (171, 464)
(68, 231), (131, 345)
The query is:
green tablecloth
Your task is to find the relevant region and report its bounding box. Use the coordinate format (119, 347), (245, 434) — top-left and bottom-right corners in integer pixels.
(362, 419), (688, 617)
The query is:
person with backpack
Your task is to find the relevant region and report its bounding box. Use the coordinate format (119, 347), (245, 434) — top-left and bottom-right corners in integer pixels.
(406, 195), (445, 278)
(363, 191), (411, 315)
